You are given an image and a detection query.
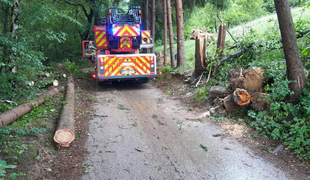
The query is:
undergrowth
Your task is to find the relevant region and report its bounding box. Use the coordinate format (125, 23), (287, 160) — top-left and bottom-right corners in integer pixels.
(247, 81), (310, 160)
(0, 94), (63, 178)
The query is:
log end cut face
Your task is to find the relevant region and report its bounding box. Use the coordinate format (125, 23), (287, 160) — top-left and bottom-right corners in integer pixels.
(233, 89), (251, 106)
(54, 129), (75, 147)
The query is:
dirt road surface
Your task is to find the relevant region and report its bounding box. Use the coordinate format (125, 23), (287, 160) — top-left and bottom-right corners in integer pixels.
(82, 83), (294, 180)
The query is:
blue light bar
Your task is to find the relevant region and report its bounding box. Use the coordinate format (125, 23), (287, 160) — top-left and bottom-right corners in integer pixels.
(112, 24), (118, 35)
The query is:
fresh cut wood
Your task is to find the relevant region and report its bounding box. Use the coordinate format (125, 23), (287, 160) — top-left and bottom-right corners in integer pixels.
(53, 76), (75, 147)
(0, 88), (59, 128)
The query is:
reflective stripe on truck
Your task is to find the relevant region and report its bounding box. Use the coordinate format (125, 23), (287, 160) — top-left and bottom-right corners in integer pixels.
(96, 54), (157, 79)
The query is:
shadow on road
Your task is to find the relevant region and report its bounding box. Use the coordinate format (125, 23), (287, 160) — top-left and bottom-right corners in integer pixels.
(96, 81), (154, 92)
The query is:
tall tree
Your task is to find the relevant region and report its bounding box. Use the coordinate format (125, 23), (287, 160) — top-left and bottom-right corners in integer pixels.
(167, 0), (175, 67)
(175, 0), (186, 67)
(274, 0), (307, 101)
(163, 0), (167, 66)
(151, 0), (155, 53)
(142, 0), (149, 53)
(144, 0), (149, 30)
(11, 0), (20, 39)
(90, 0), (101, 25)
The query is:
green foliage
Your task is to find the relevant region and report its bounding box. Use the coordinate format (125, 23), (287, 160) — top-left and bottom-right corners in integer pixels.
(192, 87), (209, 102)
(64, 60), (84, 77)
(156, 66), (179, 80)
(265, 78), (294, 101)
(0, 95), (63, 166)
(166, 89), (173, 95)
(0, 159), (23, 179)
(209, 0), (230, 10)
(247, 83), (310, 160)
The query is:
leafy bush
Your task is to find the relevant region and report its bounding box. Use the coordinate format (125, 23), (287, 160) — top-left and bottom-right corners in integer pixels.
(247, 81), (310, 160)
(0, 159), (23, 179)
(192, 87), (209, 102)
(64, 60), (84, 77)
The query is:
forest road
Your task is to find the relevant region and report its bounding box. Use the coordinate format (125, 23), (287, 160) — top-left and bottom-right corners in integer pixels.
(81, 83), (291, 180)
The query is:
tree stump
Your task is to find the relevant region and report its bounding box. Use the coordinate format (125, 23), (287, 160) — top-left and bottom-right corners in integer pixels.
(229, 67), (264, 92)
(216, 23), (226, 60)
(192, 36), (207, 79)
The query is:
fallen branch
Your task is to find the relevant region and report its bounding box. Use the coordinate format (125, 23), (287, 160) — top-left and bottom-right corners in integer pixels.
(218, 50), (247, 66)
(53, 77), (75, 147)
(195, 72), (204, 87)
(0, 88), (59, 128)
(226, 29), (237, 43)
(218, 29), (310, 66)
(206, 64), (212, 85)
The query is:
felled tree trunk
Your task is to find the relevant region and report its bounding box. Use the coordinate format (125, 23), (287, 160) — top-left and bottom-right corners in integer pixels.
(0, 88), (59, 128)
(53, 77), (75, 147)
(224, 89), (251, 112)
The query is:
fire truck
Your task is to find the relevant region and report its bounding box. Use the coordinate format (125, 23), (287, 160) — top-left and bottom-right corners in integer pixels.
(82, 6), (157, 84)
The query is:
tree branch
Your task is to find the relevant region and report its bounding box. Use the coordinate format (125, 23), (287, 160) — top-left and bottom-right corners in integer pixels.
(296, 29), (310, 39)
(64, 1), (89, 18)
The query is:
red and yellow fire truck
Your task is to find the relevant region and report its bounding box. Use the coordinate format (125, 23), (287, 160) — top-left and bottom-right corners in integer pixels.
(82, 6), (157, 84)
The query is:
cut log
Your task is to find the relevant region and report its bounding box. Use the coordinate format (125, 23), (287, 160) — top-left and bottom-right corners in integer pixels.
(36, 73), (50, 78)
(0, 88), (59, 128)
(233, 88), (251, 106)
(224, 89), (251, 111)
(223, 94), (239, 112)
(249, 92), (270, 111)
(53, 76), (75, 147)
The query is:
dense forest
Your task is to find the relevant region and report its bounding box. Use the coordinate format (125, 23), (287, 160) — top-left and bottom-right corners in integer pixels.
(1, 0), (310, 163)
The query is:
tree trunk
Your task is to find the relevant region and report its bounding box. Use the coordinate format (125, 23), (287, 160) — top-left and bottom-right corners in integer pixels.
(167, 0), (175, 67)
(145, 0), (149, 30)
(151, 0), (156, 53)
(1, 7), (10, 73)
(216, 23), (226, 60)
(2, 7), (9, 34)
(175, 0), (186, 67)
(53, 77), (75, 147)
(90, 0), (100, 25)
(192, 37), (207, 79)
(64, 2), (94, 40)
(11, 0), (20, 39)
(142, 0), (149, 53)
(0, 88), (59, 128)
(163, 0), (167, 66)
(274, 0), (307, 101)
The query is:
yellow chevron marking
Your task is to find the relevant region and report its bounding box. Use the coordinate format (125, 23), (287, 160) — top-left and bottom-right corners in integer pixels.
(98, 38), (106, 47)
(119, 27), (135, 36)
(120, 37), (131, 48)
